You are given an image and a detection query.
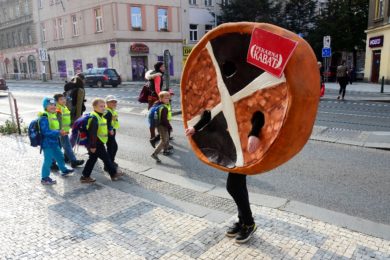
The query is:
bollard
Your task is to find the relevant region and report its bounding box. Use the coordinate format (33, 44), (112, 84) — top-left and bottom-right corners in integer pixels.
(380, 76), (384, 93)
(13, 98), (21, 135)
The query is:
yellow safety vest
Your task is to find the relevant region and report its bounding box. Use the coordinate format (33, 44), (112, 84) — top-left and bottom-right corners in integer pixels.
(56, 104), (71, 132)
(158, 104), (172, 121)
(105, 107), (120, 130)
(87, 111), (108, 143)
(40, 111), (60, 130)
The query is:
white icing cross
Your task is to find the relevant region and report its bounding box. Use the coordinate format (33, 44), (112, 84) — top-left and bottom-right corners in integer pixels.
(187, 42), (287, 167)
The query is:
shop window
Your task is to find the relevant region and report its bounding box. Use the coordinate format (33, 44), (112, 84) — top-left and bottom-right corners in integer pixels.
(97, 57), (108, 68)
(204, 0), (213, 6)
(57, 60), (67, 78)
(189, 0), (196, 5)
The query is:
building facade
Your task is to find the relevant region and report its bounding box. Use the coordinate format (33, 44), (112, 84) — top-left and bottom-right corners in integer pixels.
(0, 0), (39, 79)
(364, 0), (390, 83)
(32, 0), (188, 81)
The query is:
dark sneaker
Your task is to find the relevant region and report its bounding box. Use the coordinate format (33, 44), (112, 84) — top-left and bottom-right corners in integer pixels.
(80, 176), (96, 183)
(50, 163), (59, 171)
(167, 145), (174, 150)
(149, 136), (160, 148)
(163, 150), (173, 156)
(226, 222), (242, 237)
(71, 160), (85, 168)
(169, 136), (174, 140)
(235, 224), (257, 244)
(61, 168), (74, 176)
(41, 177), (57, 185)
(151, 153), (161, 163)
(113, 162), (118, 167)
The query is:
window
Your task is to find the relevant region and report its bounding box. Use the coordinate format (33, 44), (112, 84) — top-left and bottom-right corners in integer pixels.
(221, 0), (229, 6)
(71, 15), (79, 36)
(94, 8), (103, 32)
(131, 6), (142, 29)
(204, 0), (212, 6)
(190, 24), (198, 41)
(15, 1), (20, 17)
(19, 30), (24, 45)
(27, 28), (32, 44)
(375, 0), (384, 19)
(12, 32), (17, 47)
(53, 19), (58, 40)
(41, 23), (46, 42)
(38, 0), (43, 9)
(157, 8), (168, 31)
(58, 18), (64, 39)
(205, 24), (212, 34)
(189, 0), (196, 5)
(24, 0), (29, 15)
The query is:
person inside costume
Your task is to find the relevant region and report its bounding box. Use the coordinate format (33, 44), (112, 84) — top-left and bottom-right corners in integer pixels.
(185, 110), (265, 244)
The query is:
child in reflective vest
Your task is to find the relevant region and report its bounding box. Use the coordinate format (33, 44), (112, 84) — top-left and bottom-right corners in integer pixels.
(40, 97), (74, 185)
(151, 91), (172, 163)
(54, 94), (84, 168)
(104, 95), (120, 168)
(80, 98), (123, 183)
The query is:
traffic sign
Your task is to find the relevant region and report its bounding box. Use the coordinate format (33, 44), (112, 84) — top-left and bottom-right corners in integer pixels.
(322, 47), (331, 58)
(323, 36), (331, 48)
(38, 48), (48, 61)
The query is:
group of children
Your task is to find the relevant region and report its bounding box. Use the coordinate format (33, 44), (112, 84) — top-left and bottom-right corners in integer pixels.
(39, 94), (122, 185)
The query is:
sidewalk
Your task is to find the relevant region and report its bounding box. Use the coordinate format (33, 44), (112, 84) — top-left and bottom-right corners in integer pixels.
(1, 135), (389, 259)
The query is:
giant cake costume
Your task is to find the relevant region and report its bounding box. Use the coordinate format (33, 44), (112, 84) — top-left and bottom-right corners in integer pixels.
(181, 22), (320, 175)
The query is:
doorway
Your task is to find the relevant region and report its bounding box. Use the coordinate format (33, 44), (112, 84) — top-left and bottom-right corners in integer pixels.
(131, 56), (147, 81)
(371, 50), (381, 83)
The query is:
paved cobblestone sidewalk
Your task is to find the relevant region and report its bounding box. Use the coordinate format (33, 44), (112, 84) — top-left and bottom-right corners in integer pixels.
(1, 135), (390, 259)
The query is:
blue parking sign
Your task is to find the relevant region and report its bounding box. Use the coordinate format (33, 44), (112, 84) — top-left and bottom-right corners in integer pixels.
(322, 47), (331, 57)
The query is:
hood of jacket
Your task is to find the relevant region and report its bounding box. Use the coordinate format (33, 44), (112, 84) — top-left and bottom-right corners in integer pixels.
(145, 70), (162, 81)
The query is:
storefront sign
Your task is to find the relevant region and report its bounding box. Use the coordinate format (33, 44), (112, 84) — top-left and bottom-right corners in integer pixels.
(183, 46), (193, 57)
(130, 43), (149, 53)
(369, 36), (384, 48)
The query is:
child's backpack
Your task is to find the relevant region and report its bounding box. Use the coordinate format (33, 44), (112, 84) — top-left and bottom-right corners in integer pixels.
(28, 114), (47, 148)
(70, 113), (91, 147)
(147, 104), (163, 128)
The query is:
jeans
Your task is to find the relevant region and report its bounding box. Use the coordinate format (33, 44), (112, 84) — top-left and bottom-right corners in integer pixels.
(226, 172), (254, 225)
(60, 135), (77, 162)
(82, 142), (116, 177)
(42, 146), (67, 179)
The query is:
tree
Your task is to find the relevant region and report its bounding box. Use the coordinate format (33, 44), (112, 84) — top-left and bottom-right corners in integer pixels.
(284, 0), (317, 36)
(219, 0), (284, 26)
(307, 0), (368, 65)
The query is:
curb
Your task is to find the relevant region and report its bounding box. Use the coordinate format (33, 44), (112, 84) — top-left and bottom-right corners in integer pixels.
(115, 158), (390, 241)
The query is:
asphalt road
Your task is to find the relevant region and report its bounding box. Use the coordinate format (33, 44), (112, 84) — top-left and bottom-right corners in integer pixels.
(1, 83), (389, 226)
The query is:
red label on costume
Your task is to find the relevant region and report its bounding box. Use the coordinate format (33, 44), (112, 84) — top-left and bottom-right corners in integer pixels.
(247, 28), (298, 78)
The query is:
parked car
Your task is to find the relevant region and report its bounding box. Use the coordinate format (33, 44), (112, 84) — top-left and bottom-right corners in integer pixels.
(0, 78), (8, 92)
(84, 68), (121, 88)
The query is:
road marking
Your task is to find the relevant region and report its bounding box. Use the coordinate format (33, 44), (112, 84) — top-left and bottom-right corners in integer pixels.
(318, 111), (390, 119)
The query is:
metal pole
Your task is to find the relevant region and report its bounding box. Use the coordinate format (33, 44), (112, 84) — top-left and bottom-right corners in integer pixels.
(37, 0), (47, 82)
(8, 92), (15, 124)
(13, 98), (21, 135)
(381, 76), (384, 93)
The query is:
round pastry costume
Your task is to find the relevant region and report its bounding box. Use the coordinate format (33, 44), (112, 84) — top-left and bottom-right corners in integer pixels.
(181, 22), (320, 175)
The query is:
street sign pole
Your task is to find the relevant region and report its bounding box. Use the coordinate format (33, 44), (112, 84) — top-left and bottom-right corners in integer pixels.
(163, 49), (170, 91)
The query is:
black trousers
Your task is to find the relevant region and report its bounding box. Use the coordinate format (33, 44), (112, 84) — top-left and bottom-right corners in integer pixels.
(107, 131), (118, 163)
(226, 172), (254, 226)
(82, 142), (116, 177)
(338, 77), (348, 98)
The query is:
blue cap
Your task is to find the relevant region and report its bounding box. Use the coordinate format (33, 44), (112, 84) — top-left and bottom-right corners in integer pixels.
(42, 97), (56, 110)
